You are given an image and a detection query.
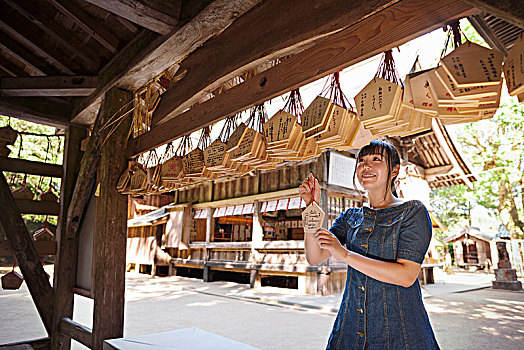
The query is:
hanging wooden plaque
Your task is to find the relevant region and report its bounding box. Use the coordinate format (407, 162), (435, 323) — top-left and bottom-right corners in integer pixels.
(161, 155), (184, 181)
(226, 123), (248, 152)
(183, 148), (205, 175)
(408, 70), (438, 115)
(503, 33), (524, 96)
(1, 271), (24, 290)
(301, 96), (333, 135)
(301, 201), (325, 233)
(440, 42), (503, 88)
(129, 167), (147, 192)
(204, 140), (227, 168)
(12, 186), (34, 200)
(355, 77), (402, 123)
(434, 65), (499, 100)
(264, 110), (297, 144)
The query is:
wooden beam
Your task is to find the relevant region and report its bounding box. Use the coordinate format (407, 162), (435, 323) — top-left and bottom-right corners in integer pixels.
(468, 14), (508, 54)
(0, 76), (97, 97)
(83, 0), (181, 35)
(15, 199), (60, 216)
(70, 29), (161, 125)
(152, 0), (400, 126)
(48, 0), (120, 54)
(51, 126), (88, 350)
(71, 0), (261, 126)
(0, 56), (26, 77)
(424, 164), (455, 176)
(0, 19), (74, 75)
(92, 88), (132, 349)
(0, 172), (54, 335)
(4, 0), (101, 71)
(461, 0), (524, 29)
(59, 318), (93, 349)
(0, 97), (71, 128)
(0, 156), (63, 178)
(0, 240), (57, 256)
(64, 88), (131, 240)
(129, 0), (477, 156)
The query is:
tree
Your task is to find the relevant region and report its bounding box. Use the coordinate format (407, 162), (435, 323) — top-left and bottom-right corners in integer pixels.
(458, 101), (524, 238)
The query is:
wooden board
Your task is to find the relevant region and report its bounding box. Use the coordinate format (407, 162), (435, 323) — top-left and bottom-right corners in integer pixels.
(128, 0), (477, 157)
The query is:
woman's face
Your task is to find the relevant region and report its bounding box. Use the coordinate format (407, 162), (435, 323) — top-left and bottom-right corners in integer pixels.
(356, 152), (393, 193)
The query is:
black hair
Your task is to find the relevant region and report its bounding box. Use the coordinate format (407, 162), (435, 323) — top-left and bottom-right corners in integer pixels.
(352, 139), (401, 200)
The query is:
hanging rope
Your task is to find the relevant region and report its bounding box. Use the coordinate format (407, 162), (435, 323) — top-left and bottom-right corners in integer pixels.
(246, 104), (268, 133)
(320, 71), (355, 110)
(197, 126), (212, 150)
(440, 21), (470, 59)
(218, 116), (238, 143)
(283, 89), (305, 124)
(375, 50), (403, 87)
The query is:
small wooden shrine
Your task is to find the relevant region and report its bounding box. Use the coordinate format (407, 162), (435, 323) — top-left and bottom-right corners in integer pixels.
(0, 0), (522, 349)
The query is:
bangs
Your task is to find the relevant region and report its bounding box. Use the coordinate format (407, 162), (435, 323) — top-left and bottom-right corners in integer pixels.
(357, 141), (390, 160)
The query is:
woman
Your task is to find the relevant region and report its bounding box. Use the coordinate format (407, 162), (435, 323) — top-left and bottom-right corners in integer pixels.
(299, 140), (439, 350)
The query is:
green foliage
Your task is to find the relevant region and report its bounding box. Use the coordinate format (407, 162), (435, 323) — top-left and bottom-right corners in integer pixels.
(1, 116), (64, 226)
(430, 185), (471, 229)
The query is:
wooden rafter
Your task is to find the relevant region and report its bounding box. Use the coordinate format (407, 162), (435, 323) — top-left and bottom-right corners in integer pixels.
(151, 0), (400, 126)
(0, 57), (25, 77)
(468, 14), (508, 54)
(71, 0), (261, 126)
(0, 19), (74, 75)
(0, 172), (54, 335)
(0, 31), (52, 76)
(83, 0), (182, 35)
(47, 0), (120, 54)
(0, 76), (97, 97)
(4, 0), (101, 71)
(129, 0), (477, 157)
(461, 0), (524, 29)
(0, 96), (71, 128)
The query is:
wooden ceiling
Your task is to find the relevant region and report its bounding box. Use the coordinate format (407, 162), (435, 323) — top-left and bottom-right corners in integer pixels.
(0, 0), (522, 141)
(0, 0), (246, 127)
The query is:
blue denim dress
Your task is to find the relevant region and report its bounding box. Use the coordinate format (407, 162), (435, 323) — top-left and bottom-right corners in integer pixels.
(326, 200), (439, 350)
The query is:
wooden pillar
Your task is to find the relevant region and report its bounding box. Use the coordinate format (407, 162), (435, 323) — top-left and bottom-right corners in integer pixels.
(0, 173), (54, 334)
(203, 207), (214, 282)
(251, 201), (263, 248)
(92, 87), (133, 349)
(51, 126), (88, 349)
(249, 200), (264, 288)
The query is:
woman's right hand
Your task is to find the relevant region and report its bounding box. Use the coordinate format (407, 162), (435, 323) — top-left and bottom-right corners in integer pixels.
(299, 173), (320, 206)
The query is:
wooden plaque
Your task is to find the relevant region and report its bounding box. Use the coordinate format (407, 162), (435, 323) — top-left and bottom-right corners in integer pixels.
(503, 34), (524, 96)
(161, 155), (184, 180)
(204, 140), (227, 168)
(440, 42), (503, 88)
(301, 201), (325, 233)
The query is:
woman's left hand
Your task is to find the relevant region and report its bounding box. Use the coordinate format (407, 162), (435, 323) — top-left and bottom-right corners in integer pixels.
(315, 229), (348, 261)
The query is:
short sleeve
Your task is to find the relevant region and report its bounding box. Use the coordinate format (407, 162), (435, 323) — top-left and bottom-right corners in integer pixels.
(397, 202), (432, 264)
(329, 209), (351, 246)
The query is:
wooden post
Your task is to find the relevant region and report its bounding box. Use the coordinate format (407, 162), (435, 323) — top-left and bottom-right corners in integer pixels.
(0, 173), (54, 334)
(251, 201), (264, 248)
(51, 125), (89, 349)
(249, 200), (264, 288)
(203, 207), (214, 282)
(92, 87), (133, 349)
